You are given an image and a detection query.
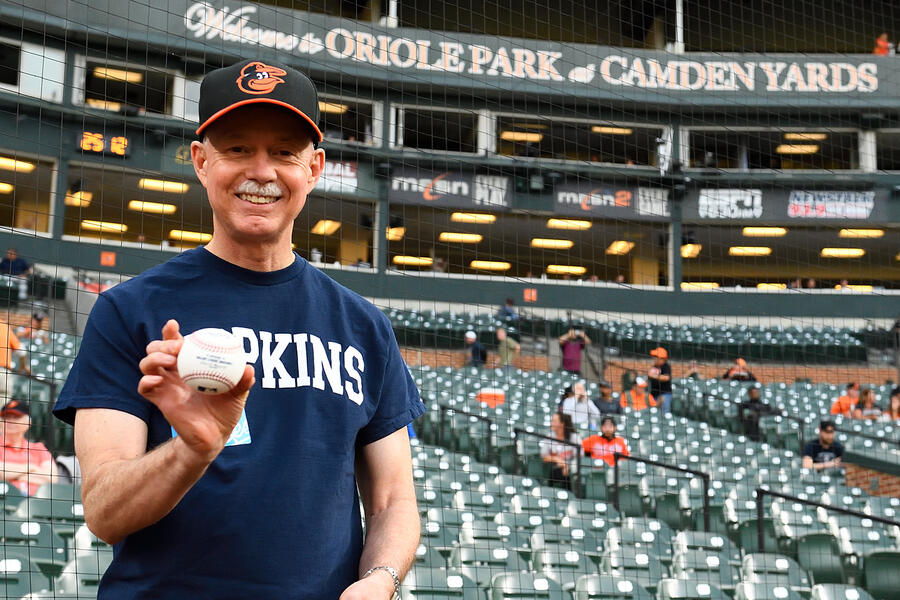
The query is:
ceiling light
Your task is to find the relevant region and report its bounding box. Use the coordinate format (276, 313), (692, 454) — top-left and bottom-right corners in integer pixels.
(311, 220), (341, 235)
(81, 220), (127, 233)
(0, 183), (14, 194)
(0, 157), (35, 173)
(547, 218), (591, 230)
(138, 178), (188, 193)
(681, 282), (719, 290)
(85, 98), (123, 112)
(784, 132), (827, 141)
(128, 200), (177, 215)
(392, 256), (433, 267)
(743, 226), (787, 237)
(835, 284), (873, 292)
(546, 265), (587, 276)
(318, 101), (349, 114)
(470, 260), (511, 271)
(839, 228), (883, 238)
(776, 144), (819, 154)
(729, 246), (772, 256)
(821, 247), (865, 258)
(500, 131), (543, 143)
(451, 212), (496, 224)
(681, 243), (702, 258)
(385, 227), (405, 241)
(169, 230), (212, 243)
(592, 126), (633, 135)
(93, 67), (144, 83)
(606, 241), (635, 255)
(438, 232), (482, 243)
(531, 238), (574, 249)
(65, 190), (93, 207)
(757, 283), (787, 290)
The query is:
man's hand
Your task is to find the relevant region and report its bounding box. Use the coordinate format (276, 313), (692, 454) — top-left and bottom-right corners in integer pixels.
(138, 319), (254, 465)
(339, 570), (395, 600)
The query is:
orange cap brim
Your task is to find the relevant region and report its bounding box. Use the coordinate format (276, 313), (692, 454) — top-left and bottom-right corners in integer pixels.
(195, 98), (324, 142)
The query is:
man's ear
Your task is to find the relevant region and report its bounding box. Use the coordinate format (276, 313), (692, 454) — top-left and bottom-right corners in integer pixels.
(191, 140), (208, 187)
(304, 147), (326, 195)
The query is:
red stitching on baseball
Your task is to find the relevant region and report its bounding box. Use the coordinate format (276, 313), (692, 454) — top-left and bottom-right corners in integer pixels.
(187, 333), (243, 354)
(182, 371), (237, 385)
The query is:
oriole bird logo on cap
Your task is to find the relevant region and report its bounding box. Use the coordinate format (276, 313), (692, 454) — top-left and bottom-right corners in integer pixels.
(236, 62), (287, 95)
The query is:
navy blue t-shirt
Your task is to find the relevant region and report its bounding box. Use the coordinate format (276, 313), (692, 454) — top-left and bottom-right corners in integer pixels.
(54, 248), (425, 599)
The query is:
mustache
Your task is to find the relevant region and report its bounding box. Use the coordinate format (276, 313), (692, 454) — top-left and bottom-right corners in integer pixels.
(235, 181), (283, 197)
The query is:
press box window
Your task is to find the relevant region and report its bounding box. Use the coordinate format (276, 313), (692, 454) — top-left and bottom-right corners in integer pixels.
(0, 152), (54, 234)
(82, 60), (173, 115)
(496, 117), (662, 165)
(395, 107), (478, 153)
(688, 130), (858, 170)
(875, 131), (900, 171)
(0, 42), (20, 86)
(320, 97), (377, 145)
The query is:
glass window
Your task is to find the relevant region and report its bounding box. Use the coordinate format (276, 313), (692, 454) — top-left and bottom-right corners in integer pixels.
(875, 131), (900, 171)
(62, 164), (210, 248)
(688, 130), (858, 170)
(398, 108), (478, 153)
(291, 196), (374, 267)
(496, 117), (662, 165)
(82, 59), (174, 115)
(0, 152), (54, 233)
(320, 96), (376, 145)
(0, 41), (20, 87)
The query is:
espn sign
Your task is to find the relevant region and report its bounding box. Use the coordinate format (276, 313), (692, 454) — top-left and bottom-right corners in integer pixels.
(389, 170), (510, 209)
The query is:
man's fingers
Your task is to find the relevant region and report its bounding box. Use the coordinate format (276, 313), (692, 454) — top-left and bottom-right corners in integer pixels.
(145, 338), (183, 356)
(139, 352), (178, 375)
(227, 366), (256, 398)
(162, 319), (182, 341)
(137, 374), (164, 395)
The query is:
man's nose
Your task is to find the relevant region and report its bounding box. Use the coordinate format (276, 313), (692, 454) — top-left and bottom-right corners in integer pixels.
(244, 151), (277, 182)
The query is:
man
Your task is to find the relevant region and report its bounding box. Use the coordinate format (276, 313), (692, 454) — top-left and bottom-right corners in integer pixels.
(648, 347), (672, 413)
(560, 380), (600, 426)
(722, 357), (756, 382)
(620, 377), (657, 411)
(464, 330), (487, 367)
(592, 381), (621, 415)
(1, 399), (56, 496)
(738, 386), (781, 441)
(582, 416), (630, 467)
(0, 248), (31, 301)
(802, 420), (843, 471)
(494, 327), (520, 368)
(0, 317), (23, 395)
(559, 327), (590, 375)
(53, 59), (425, 599)
(830, 383), (859, 417)
(496, 298), (518, 320)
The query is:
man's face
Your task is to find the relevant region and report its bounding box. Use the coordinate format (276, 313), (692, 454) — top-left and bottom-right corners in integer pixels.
(496, 329), (506, 341)
(848, 387), (859, 399)
(573, 382), (586, 397)
(5, 249), (15, 260)
(654, 356), (665, 366)
(748, 388), (760, 401)
(1, 413), (29, 438)
(599, 385), (611, 399)
(601, 421), (616, 437)
(191, 105), (325, 247)
(820, 427), (835, 445)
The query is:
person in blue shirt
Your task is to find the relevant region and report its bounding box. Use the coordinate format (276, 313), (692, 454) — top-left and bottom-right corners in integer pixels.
(0, 248), (31, 300)
(54, 59), (424, 600)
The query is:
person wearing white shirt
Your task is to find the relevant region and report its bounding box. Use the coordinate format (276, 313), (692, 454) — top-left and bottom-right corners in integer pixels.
(560, 381), (600, 426)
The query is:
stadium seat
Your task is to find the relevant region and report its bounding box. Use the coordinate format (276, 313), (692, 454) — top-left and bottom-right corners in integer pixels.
(605, 518), (674, 564)
(530, 523), (603, 554)
(796, 532), (845, 584)
(33, 483), (81, 501)
(489, 571), (566, 599)
(412, 543), (447, 569)
(671, 531), (742, 566)
(0, 546), (52, 598)
(54, 552), (114, 597)
(449, 543), (530, 589)
(862, 550), (900, 600)
(14, 498), (84, 526)
(0, 482), (26, 514)
(741, 553), (811, 595)
(656, 578), (730, 600)
(400, 568), (480, 600)
(811, 584), (876, 600)
(0, 518), (68, 577)
(734, 582), (805, 600)
(599, 548), (667, 594)
(669, 550), (739, 593)
(532, 543), (598, 591)
(573, 574), (653, 600)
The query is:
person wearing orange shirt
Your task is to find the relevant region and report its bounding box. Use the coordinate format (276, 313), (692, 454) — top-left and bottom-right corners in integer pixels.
(723, 357), (756, 382)
(0, 321), (23, 396)
(874, 33), (892, 55)
(0, 399), (56, 496)
(830, 382), (859, 417)
(582, 416), (630, 467)
(620, 377), (657, 411)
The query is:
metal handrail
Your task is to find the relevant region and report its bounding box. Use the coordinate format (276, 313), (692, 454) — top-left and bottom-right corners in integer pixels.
(613, 452), (712, 531)
(512, 427), (583, 497)
(437, 405), (494, 463)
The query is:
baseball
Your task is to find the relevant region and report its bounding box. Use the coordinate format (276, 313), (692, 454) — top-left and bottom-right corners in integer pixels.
(177, 328), (247, 395)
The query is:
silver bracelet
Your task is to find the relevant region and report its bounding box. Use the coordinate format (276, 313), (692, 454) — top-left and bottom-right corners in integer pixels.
(363, 565), (400, 598)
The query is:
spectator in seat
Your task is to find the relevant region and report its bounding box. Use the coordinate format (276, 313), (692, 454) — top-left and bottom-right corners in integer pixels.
(593, 381), (622, 415)
(802, 420), (843, 471)
(17, 312), (50, 345)
(620, 377), (657, 411)
(874, 32), (892, 55)
(830, 382), (859, 417)
(723, 357), (756, 382)
(0, 318), (23, 395)
(880, 387), (900, 421)
(560, 380), (600, 426)
(494, 327), (520, 368)
(540, 412), (578, 489)
(648, 347), (673, 413)
(738, 386), (781, 441)
(496, 298), (518, 320)
(0, 248), (31, 301)
(559, 327), (590, 375)
(582, 416), (630, 467)
(557, 385), (574, 412)
(852, 388), (881, 420)
(0, 399), (56, 496)
(464, 330), (486, 368)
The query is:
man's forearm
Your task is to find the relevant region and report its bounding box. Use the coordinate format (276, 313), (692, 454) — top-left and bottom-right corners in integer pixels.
(83, 437), (212, 545)
(357, 498), (420, 584)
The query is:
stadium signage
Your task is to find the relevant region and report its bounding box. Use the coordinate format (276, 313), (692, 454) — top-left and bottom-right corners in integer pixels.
(696, 189), (764, 219)
(786, 191), (875, 219)
(388, 170), (510, 209)
(317, 161), (358, 194)
(554, 184), (670, 220)
(684, 188), (888, 222)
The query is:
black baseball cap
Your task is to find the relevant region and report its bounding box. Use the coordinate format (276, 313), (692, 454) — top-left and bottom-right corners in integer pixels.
(600, 416), (617, 427)
(196, 59), (323, 144)
(819, 419), (836, 432)
(0, 399), (29, 417)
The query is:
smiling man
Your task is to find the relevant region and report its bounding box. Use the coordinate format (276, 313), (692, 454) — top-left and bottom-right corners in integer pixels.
(54, 59), (425, 599)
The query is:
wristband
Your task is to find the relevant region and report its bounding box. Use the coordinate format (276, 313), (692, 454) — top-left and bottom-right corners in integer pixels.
(363, 565), (400, 598)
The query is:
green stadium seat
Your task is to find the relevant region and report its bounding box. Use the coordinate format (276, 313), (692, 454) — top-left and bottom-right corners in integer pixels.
(0, 518), (68, 578)
(599, 548), (667, 594)
(740, 553), (811, 595)
(657, 578), (730, 600)
(734, 582), (805, 600)
(862, 550), (900, 600)
(796, 532), (845, 585)
(54, 552), (113, 597)
(14, 498), (85, 525)
(399, 568), (480, 600)
(0, 545), (52, 598)
(532, 544), (598, 591)
(420, 519), (459, 555)
(450, 543), (530, 589)
(671, 531), (742, 566)
(489, 571), (566, 600)
(459, 519), (530, 551)
(412, 542), (447, 569)
(605, 518), (674, 564)
(453, 490), (501, 514)
(0, 482), (26, 514)
(33, 483), (81, 501)
(811, 584), (876, 600)
(530, 524), (602, 554)
(573, 574), (653, 600)
(669, 550), (739, 593)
